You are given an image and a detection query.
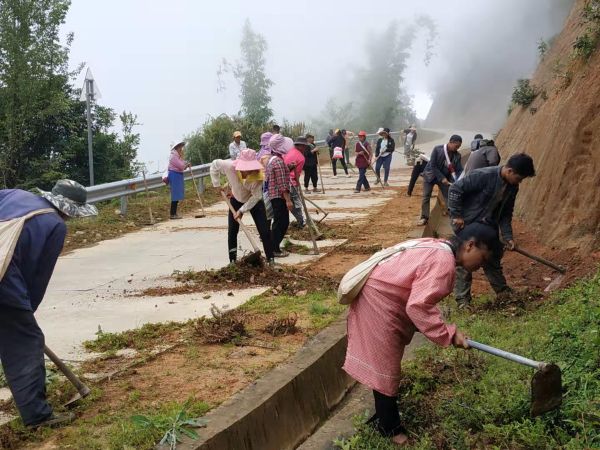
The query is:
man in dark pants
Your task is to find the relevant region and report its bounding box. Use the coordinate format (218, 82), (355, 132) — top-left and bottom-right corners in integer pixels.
(210, 149), (275, 264)
(0, 180), (97, 427)
(448, 153), (536, 307)
(418, 134), (463, 225)
(303, 134), (319, 192)
(407, 154), (429, 196)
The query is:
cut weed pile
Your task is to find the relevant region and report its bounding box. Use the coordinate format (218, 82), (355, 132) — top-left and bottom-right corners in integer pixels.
(138, 262), (338, 297)
(288, 221), (348, 241)
(335, 270), (600, 449)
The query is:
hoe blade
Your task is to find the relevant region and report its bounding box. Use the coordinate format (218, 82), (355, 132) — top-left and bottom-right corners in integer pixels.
(531, 363), (562, 416)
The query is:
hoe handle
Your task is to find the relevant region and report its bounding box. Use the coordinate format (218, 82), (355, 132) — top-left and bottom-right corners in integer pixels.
(44, 345), (91, 397)
(513, 247), (566, 274)
(467, 340), (545, 370)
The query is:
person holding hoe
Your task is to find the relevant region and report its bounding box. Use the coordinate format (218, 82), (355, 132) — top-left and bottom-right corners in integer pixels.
(0, 180), (97, 428)
(354, 131), (372, 193)
(448, 153), (536, 308)
(342, 222), (498, 446)
(210, 149), (275, 265)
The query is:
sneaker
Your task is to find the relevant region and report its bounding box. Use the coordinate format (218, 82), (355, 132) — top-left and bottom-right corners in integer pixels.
(417, 218), (428, 226)
(170, 215), (182, 220)
(353, 190), (360, 193)
(332, 175), (338, 178)
(346, 174), (352, 178)
(305, 188), (311, 193)
(384, 182), (390, 187)
(375, 177), (381, 185)
(365, 188), (371, 192)
(273, 250), (290, 258)
(29, 413), (75, 429)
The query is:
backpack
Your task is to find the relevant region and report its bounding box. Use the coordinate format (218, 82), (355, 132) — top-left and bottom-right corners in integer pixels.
(337, 239), (428, 305)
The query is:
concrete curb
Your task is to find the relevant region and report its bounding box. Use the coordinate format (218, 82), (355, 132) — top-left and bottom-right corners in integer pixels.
(175, 319), (354, 450)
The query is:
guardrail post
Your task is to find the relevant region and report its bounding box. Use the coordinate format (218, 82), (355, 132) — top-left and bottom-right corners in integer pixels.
(120, 196), (128, 215)
(197, 176), (205, 194)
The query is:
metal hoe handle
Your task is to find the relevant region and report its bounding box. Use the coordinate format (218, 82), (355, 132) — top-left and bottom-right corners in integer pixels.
(466, 339), (545, 370)
(514, 247), (566, 274)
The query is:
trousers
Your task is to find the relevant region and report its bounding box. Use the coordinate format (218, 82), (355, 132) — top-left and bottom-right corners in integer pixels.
(303, 166), (318, 189)
(407, 161), (426, 196)
(375, 155), (392, 182)
(228, 197), (274, 261)
(289, 185), (305, 226)
(270, 198), (290, 252)
(366, 390), (405, 437)
(0, 306), (52, 425)
(356, 168), (370, 191)
(420, 180), (449, 220)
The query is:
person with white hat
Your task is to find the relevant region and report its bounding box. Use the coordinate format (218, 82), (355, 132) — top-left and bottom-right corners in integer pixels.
(374, 127), (395, 186)
(0, 181), (97, 428)
(168, 141), (190, 219)
(229, 131), (247, 160)
(402, 125), (418, 159)
(210, 149), (275, 264)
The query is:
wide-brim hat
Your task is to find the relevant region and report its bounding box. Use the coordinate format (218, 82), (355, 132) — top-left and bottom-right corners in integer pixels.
(171, 141), (185, 151)
(293, 136), (309, 147)
(233, 131), (242, 138)
(37, 179), (98, 218)
(233, 149), (263, 171)
(376, 127), (385, 134)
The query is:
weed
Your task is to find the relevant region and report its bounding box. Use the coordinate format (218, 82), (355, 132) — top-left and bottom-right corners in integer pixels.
(194, 304), (248, 344)
(131, 400), (208, 450)
(572, 0), (600, 61)
(0, 366), (6, 389)
(263, 313), (299, 336)
(573, 32), (599, 60)
(511, 79), (537, 107)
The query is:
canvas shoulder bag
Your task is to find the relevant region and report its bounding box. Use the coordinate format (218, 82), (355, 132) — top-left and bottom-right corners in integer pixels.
(0, 208), (55, 281)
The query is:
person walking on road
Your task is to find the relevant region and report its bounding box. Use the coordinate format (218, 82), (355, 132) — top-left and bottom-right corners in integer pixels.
(0, 181), (97, 428)
(354, 131), (372, 193)
(403, 125), (418, 159)
(265, 134), (294, 257)
(168, 141), (191, 219)
(374, 127), (395, 186)
(210, 149), (275, 264)
(417, 134), (463, 226)
(342, 129), (355, 167)
(229, 131), (247, 160)
(303, 134), (319, 193)
(284, 136), (308, 228)
(329, 129), (349, 178)
(343, 223), (498, 446)
(448, 153), (536, 308)
(460, 140), (500, 179)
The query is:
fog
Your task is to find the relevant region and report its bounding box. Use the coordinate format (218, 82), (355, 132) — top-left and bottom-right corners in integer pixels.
(64, 0), (573, 170)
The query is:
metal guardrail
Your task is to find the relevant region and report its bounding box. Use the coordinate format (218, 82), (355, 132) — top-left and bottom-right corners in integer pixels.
(85, 130), (408, 214)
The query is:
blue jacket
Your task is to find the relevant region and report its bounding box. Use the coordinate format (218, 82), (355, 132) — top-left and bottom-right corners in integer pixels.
(448, 166), (517, 241)
(423, 145), (463, 184)
(0, 190), (66, 311)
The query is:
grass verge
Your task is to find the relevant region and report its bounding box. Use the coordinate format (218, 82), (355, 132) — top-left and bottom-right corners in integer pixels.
(335, 271), (600, 449)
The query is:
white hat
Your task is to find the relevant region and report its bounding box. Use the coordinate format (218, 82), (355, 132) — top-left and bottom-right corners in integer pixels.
(376, 127), (385, 134)
(171, 141), (185, 151)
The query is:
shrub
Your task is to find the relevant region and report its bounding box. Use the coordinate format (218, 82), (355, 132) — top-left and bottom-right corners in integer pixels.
(573, 32), (599, 60)
(511, 79), (537, 107)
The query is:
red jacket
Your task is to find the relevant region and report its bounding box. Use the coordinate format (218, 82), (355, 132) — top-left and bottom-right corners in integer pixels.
(355, 141), (372, 169)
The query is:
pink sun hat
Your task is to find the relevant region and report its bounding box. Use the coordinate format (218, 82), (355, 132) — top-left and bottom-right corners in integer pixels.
(233, 149), (263, 171)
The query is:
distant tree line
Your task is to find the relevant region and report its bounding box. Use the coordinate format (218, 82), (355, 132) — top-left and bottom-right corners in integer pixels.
(0, 0), (140, 190)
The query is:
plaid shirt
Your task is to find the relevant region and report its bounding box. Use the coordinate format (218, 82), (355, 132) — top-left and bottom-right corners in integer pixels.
(265, 156), (290, 200)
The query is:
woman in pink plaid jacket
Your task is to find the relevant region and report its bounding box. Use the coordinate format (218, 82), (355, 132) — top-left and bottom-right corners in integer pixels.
(343, 223), (498, 446)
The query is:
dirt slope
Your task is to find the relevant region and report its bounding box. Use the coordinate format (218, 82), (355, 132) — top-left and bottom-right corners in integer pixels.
(496, 0), (600, 252)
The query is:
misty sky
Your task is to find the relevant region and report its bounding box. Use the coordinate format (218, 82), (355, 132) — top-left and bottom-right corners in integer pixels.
(63, 0), (571, 172)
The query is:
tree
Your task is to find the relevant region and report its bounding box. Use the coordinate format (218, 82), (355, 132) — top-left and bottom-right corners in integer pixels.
(0, 0), (74, 188)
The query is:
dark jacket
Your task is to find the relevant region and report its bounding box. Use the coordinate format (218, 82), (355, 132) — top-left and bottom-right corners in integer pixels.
(0, 190), (66, 311)
(303, 143), (318, 167)
(329, 135), (345, 154)
(423, 145), (463, 184)
(462, 145), (500, 176)
(375, 137), (395, 157)
(448, 166), (517, 241)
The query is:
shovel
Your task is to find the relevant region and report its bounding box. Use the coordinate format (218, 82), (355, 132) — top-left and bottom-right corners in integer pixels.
(189, 166), (207, 218)
(44, 345), (91, 407)
(221, 191), (263, 267)
(467, 339), (562, 416)
(513, 246), (566, 292)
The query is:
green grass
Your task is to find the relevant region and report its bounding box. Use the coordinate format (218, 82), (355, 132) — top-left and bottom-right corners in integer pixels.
(335, 271), (600, 449)
(83, 321), (188, 353)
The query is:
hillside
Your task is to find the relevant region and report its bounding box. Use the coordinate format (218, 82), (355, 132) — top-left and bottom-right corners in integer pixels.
(496, 0), (600, 251)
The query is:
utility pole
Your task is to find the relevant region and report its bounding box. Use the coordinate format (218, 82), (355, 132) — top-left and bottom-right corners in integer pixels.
(81, 68), (101, 186)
